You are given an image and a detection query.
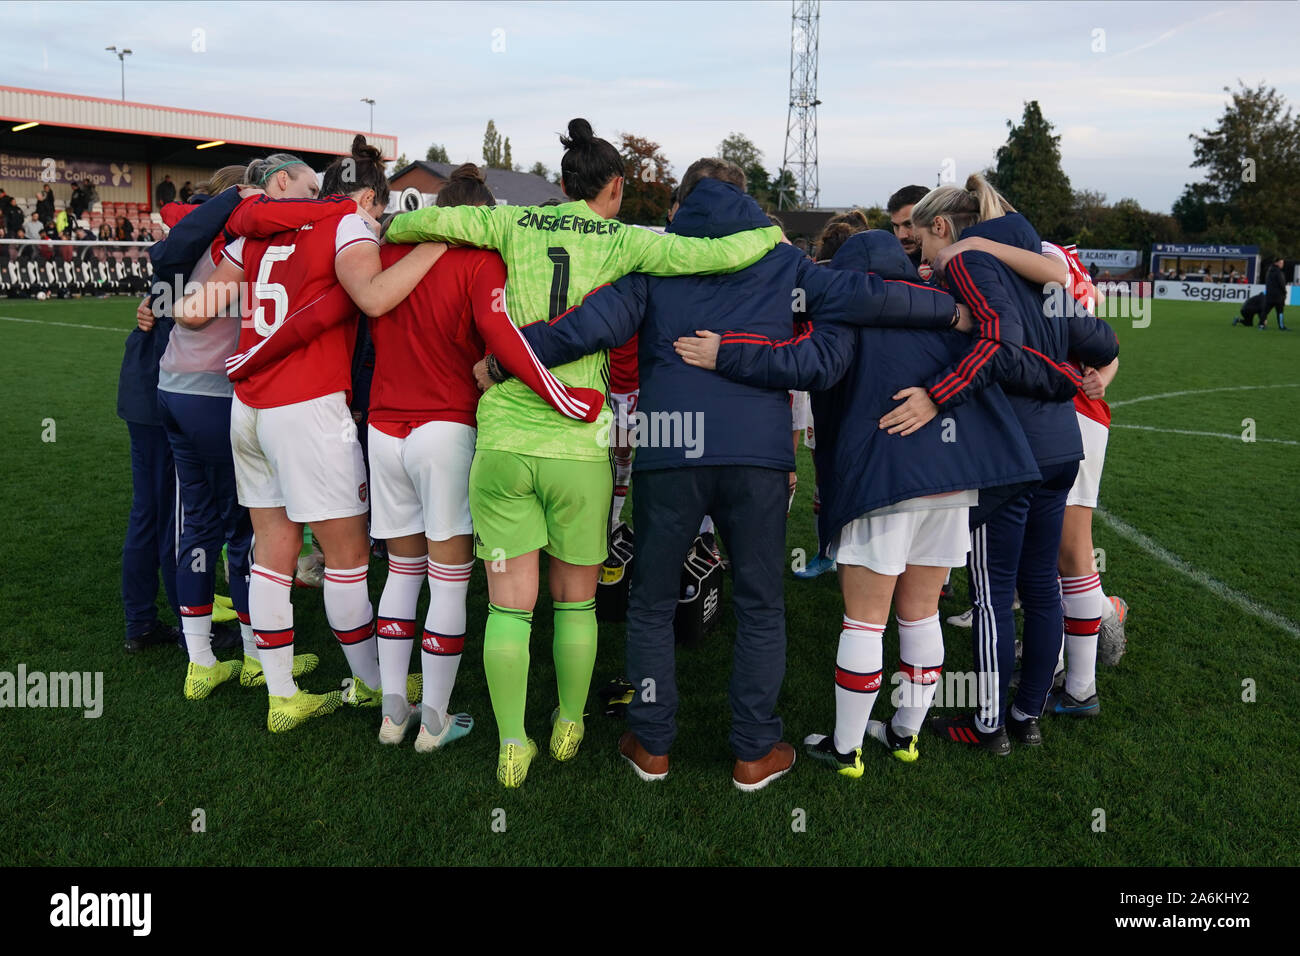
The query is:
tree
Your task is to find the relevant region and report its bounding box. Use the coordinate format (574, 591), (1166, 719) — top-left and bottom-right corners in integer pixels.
(617, 133), (676, 226)
(426, 143), (450, 163)
(718, 132), (763, 171)
(856, 205), (890, 230)
(718, 132), (777, 209)
(482, 120), (504, 169)
(986, 100), (1073, 241)
(390, 152), (409, 174)
(503, 137), (513, 171)
(1184, 82), (1300, 252)
(1171, 182), (1217, 238)
(771, 168), (798, 211)
(528, 161), (550, 180)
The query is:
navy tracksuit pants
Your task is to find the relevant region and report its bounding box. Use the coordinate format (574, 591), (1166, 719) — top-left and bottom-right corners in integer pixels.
(970, 459), (1080, 730)
(121, 422), (180, 636)
(157, 390), (252, 622)
(626, 465), (788, 762)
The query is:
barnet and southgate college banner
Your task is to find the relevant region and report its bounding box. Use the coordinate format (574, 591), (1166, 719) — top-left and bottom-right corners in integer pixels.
(0, 150), (135, 190)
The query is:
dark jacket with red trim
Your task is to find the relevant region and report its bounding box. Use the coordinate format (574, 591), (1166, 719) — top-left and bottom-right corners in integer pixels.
(929, 213), (1117, 467)
(117, 187), (236, 425)
(712, 230), (1044, 550)
(517, 177), (957, 472)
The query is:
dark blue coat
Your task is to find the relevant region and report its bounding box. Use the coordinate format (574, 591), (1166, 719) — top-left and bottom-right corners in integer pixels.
(116, 187), (240, 425)
(518, 177), (957, 473)
(925, 213), (1118, 467)
(713, 230), (1048, 551)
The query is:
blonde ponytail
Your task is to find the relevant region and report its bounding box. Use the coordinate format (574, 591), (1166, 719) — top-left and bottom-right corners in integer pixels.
(965, 172), (1015, 221)
(910, 174), (1016, 240)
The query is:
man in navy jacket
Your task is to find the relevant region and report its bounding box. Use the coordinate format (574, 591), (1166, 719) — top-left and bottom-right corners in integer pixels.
(116, 186), (242, 652)
(512, 161), (959, 790)
(1261, 256), (1289, 331)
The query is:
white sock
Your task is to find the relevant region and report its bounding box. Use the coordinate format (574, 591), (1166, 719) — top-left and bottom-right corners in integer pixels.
(249, 564), (296, 697)
(1098, 586), (1116, 624)
(894, 612), (943, 736)
(376, 554), (426, 701)
(1061, 572), (1102, 698)
(238, 613), (259, 662)
(181, 607), (216, 667)
(422, 559), (473, 727)
(699, 515), (714, 536)
(324, 564), (379, 688)
(1010, 704), (1034, 723)
(832, 615), (884, 753)
(611, 453), (632, 529)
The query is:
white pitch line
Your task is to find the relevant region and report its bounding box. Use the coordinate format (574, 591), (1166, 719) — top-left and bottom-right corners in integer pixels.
(1110, 423), (1298, 446)
(1109, 383), (1300, 408)
(1094, 506), (1300, 640)
(0, 315), (129, 333)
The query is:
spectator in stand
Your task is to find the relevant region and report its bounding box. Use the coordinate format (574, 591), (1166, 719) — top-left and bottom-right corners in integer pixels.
(0, 189), (20, 237)
(55, 207), (69, 236)
(84, 180), (99, 210)
(70, 180), (89, 221)
(156, 174), (176, 208)
(36, 184), (55, 223)
(24, 212), (44, 241)
(116, 216), (135, 242)
(1087, 261), (1099, 284)
(179, 180), (194, 203)
(98, 223), (114, 241)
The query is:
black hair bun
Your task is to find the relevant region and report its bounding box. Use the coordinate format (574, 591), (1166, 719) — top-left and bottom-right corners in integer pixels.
(351, 134), (383, 162)
(560, 118), (594, 150)
(449, 163), (486, 184)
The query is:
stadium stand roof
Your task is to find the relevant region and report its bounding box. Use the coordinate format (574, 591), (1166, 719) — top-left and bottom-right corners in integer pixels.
(0, 85), (395, 213)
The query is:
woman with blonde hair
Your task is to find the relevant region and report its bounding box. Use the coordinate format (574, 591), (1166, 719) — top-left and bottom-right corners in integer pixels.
(897, 174), (1118, 753)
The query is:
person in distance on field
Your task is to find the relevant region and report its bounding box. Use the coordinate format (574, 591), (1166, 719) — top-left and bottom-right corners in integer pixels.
(1260, 256), (1289, 331)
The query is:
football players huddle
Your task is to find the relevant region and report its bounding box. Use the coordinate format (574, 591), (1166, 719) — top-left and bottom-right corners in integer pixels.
(130, 117), (1125, 791)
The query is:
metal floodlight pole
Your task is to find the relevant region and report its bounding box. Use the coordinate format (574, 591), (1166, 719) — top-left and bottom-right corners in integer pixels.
(105, 45), (132, 101)
(361, 98), (375, 134)
(779, 1), (820, 210)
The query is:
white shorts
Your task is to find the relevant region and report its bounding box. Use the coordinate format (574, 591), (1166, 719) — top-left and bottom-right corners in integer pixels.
(791, 390), (813, 432)
(230, 391), (369, 524)
(610, 389), (640, 433)
(367, 420), (476, 541)
(830, 497), (972, 576)
(1066, 413), (1110, 509)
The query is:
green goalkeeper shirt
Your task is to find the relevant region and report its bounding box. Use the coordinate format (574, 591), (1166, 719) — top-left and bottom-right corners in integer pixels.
(385, 200), (780, 461)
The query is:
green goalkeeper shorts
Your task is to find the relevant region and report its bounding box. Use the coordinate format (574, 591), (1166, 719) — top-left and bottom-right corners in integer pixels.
(469, 449), (612, 566)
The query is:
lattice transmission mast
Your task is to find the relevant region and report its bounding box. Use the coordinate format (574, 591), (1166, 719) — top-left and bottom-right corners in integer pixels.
(778, 0), (820, 210)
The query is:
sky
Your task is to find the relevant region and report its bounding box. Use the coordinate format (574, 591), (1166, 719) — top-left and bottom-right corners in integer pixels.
(2, 0), (1299, 212)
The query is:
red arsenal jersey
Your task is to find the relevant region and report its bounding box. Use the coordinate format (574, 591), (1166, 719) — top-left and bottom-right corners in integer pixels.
(367, 246), (505, 435)
(609, 333), (639, 394)
(1043, 241), (1111, 429)
(223, 212), (374, 408)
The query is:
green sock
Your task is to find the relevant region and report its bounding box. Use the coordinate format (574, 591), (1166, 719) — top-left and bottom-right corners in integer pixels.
(484, 603), (533, 746)
(553, 598), (598, 724)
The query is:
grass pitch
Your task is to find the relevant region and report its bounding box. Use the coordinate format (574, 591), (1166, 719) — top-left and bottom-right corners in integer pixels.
(0, 296), (1296, 866)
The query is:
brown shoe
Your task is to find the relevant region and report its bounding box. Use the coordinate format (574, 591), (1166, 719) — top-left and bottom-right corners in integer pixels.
(733, 742), (796, 792)
(619, 731), (669, 782)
